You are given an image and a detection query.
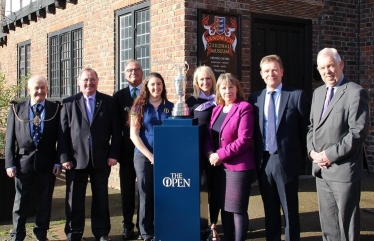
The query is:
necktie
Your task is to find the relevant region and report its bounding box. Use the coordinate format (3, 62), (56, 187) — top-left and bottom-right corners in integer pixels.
(266, 91), (277, 154)
(32, 104), (44, 146)
(131, 88), (137, 100)
(321, 87), (334, 119)
(86, 97), (94, 123)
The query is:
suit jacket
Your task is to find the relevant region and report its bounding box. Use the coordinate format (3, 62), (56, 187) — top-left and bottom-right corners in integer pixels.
(248, 85), (310, 177)
(307, 77), (369, 182)
(59, 91), (121, 169)
(5, 99), (60, 173)
(113, 86), (135, 164)
(205, 100), (256, 171)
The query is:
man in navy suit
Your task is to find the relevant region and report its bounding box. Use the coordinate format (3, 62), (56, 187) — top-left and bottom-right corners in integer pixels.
(113, 59), (143, 239)
(5, 75), (61, 241)
(248, 55), (310, 241)
(59, 67), (121, 241)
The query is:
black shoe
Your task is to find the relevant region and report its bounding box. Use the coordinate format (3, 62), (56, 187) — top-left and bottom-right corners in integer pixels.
(122, 228), (134, 240)
(99, 236), (109, 241)
(36, 238), (49, 241)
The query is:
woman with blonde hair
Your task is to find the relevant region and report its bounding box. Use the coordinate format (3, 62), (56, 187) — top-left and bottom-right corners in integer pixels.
(185, 65), (221, 240)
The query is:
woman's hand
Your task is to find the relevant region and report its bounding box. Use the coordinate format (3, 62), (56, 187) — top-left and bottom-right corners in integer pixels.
(209, 152), (221, 166)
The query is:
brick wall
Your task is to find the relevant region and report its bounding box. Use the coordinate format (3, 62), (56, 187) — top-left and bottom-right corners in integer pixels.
(1, 0), (373, 187)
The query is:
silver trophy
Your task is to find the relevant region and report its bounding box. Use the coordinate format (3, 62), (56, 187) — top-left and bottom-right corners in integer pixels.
(172, 61), (190, 117)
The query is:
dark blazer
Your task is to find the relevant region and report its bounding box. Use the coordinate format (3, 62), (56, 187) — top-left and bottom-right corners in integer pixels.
(205, 100), (256, 171)
(248, 85), (310, 177)
(113, 86), (135, 164)
(307, 77), (369, 182)
(59, 91), (121, 169)
(5, 99), (60, 173)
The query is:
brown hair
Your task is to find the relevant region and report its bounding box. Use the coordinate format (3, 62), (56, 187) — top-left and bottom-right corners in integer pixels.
(215, 73), (245, 106)
(260, 55), (283, 70)
(127, 72), (168, 129)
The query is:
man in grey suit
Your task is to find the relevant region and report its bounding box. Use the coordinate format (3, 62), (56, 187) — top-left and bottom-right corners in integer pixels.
(59, 67), (121, 241)
(5, 75), (61, 241)
(307, 48), (369, 241)
(248, 55), (310, 241)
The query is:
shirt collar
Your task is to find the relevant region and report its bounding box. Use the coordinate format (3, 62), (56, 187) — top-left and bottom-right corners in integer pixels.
(130, 84), (142, 92)
(30, 99), (46, 107)
(266, 83), (282, 94)
(326, 75), (344, 89)
(84, 92), (97, 100)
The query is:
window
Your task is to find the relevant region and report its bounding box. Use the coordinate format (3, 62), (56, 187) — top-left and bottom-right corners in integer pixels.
(48, 23), (83, 98)
(116, 2), (150, 90)
(18, 40), (31, 97)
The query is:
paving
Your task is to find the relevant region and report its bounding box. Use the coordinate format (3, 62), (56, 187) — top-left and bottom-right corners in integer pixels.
(0, 173), (373, 241)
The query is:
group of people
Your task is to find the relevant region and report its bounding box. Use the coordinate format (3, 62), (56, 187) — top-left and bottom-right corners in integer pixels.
(4, 47), (369, 241)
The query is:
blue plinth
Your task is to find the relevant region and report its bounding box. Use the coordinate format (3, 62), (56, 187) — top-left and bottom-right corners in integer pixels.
(154, 117), (202, 241)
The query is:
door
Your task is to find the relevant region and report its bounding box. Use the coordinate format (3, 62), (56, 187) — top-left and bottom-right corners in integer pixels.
(251, 14), (312, 100)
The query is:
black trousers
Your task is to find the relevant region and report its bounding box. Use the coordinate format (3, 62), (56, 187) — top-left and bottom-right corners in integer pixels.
(119, 155), (138, 230)
(133, 152), (154, 240)
(11, 171), (56, 241)
(258, 152), (300, 241)
(64, 162), (111, 241)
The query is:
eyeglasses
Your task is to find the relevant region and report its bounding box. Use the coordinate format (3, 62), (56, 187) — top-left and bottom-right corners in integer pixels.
(126, 68), (141, 73)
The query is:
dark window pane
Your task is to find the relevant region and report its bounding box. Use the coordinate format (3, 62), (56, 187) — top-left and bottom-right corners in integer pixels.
(48, 24), (83, 98)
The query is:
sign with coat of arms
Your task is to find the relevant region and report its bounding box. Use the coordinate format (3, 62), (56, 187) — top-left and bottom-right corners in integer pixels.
(198, 10), (241, 80)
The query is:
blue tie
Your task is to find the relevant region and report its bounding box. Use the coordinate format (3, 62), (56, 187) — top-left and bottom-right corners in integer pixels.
(267, 91), (277, 154)
(86, 97), (94, 123)
(32, 104), (44, 146)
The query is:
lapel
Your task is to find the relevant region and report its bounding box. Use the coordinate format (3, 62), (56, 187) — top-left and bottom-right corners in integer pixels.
(76, 92), (90, 124)
(21, 99), (31, 137)
(220, 101), (239, 132)
(210, 105), (223, 129)
(314, 86), (326, 124)
(277, 87), (290, 131)
(258, 89), (266, 138)
(92, 92), (103, 122)
(318, 79), (348, 126)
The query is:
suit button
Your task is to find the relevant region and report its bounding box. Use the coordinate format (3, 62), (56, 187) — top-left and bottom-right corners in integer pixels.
(35, 149), (38, 151)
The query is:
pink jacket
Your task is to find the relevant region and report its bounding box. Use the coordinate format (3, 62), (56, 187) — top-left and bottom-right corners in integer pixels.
(205, 100), (256, 171)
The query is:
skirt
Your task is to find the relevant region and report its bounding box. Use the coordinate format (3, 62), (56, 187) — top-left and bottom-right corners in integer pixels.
(210, 165), (254, 213)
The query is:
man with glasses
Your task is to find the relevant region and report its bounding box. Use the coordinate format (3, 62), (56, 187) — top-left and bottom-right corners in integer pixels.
(113, 59), (143, 240)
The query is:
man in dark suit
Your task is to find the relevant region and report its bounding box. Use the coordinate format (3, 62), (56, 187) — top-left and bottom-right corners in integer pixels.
(113, 59), (143, 239)
(248, 55), (310, 241)
(59, 67), (121, 241)
(5, 75), (61, 241)
(307, 48), (369, 241)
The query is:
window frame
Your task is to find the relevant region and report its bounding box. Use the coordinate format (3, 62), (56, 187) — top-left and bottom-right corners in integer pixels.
(47, 22), (83, 99)
(17, 39), (31, 97)
(115, 1), (150, 91)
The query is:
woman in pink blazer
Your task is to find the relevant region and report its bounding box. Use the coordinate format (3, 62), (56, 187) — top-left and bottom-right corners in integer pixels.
(205, 73), (256, 241)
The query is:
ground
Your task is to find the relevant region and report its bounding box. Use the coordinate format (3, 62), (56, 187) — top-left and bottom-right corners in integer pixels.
(0, 173), (373, 241)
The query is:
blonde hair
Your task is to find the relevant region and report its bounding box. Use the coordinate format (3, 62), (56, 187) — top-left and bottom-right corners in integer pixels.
(215, 73), (245, 106)
(191, 65), (216, 98)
